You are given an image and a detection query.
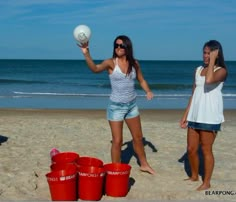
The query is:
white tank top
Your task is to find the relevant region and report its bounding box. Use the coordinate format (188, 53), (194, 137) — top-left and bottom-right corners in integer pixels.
(109, 58), (136, 103)
(187, 66), (225, 124)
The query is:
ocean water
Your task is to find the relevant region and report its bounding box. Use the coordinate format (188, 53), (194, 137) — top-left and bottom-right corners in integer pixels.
(0, 59), (235, 109)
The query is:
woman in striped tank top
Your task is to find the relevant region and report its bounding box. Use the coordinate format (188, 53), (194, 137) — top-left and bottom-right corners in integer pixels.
(79, 35), (155, 175)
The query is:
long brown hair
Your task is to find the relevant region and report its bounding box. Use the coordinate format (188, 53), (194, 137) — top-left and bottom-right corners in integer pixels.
(203, 40), (227, 69)
(112, 35), (137, 75)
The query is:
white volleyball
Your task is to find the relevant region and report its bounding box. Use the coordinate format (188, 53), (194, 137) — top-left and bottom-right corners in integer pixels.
(73, 25), (91, 44)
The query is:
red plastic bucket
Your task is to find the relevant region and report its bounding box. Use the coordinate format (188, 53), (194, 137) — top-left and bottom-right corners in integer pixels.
(50, 163), (77, 172)
(78, 166), (105, 201)
(77, 156), (103, 168)
(104, 163), (131, 197)
(51, 152), (79, 165)
(46, 165), (77, 201)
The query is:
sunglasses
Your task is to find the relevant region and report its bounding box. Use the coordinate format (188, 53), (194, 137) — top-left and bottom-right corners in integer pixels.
(114, 43), (127, 49)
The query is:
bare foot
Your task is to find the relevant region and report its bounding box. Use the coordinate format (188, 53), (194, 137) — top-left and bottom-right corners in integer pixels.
(184, 177), (199, 181)
(196, 183), (211, 191)
(140, 166), (155, 175)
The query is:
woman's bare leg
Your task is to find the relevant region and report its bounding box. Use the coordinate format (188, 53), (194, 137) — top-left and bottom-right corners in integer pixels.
(186, 128), (200, 181)
(109, 120), (123, 162)
(197, 130), (216, 191)
(125, 116), (155, 175)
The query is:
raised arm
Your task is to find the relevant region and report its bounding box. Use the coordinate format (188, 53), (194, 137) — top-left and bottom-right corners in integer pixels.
(205, 50), (227, 84)
(78, 42), (111, 73)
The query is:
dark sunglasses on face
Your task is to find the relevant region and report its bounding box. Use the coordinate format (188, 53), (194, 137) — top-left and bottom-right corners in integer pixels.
(114, 43), (127, 49)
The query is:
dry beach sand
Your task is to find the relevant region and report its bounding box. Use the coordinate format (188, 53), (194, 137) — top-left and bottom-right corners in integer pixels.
(0, 109), (235, 201)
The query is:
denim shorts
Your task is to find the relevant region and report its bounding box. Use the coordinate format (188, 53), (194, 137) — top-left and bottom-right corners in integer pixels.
(107, 99), (139, 121)
(187, 121), (221, 132)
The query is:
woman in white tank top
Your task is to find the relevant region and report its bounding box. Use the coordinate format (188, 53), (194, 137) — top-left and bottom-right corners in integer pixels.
(78, 35), (155, 175)
(180, 40), (228, 191)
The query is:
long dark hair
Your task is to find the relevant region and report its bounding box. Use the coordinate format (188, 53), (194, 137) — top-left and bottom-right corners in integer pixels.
(112, 35), (137, 75)
(203, 40), (227, 69)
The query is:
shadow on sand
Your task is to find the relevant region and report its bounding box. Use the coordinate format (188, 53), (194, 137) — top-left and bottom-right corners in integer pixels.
(0, 135), (8, 145)
(121, 137), (158, 165)
(178, 145), (204, 180)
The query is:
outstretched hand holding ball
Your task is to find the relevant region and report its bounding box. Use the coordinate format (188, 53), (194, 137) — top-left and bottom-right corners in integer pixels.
(73, 25), (91, 46)
(73, 24), (91, 55)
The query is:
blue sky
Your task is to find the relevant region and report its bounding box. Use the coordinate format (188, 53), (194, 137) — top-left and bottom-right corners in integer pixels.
(0, 0), (235, 61)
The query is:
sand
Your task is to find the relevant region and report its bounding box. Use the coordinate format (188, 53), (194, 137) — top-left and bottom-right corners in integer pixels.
(0, 109), (235, 201)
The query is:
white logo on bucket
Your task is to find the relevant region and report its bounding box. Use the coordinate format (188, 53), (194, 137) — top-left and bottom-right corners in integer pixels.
(79, 172), (105, 177)
(47, 177), (58, 182)
(59, 174), (76, 181)
(47, 174), (76, 182)
(60, 176), (66, 181)
(107, 171), (129, 175)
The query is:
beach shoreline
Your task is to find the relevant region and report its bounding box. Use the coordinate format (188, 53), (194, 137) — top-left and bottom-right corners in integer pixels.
(0, 108), (235, 201)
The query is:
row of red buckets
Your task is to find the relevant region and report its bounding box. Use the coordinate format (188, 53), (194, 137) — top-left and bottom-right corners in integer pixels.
(45, 151), (132, 201)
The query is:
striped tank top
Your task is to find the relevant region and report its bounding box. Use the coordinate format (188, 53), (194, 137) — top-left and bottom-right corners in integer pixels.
(109, 58), (136, 103)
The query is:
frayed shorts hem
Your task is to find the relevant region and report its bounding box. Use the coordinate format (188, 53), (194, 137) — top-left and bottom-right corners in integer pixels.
(187, 121), (221, 132)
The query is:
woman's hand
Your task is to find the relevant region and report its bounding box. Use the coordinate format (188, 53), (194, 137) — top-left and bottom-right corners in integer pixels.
(179, 117), (187, 129)
(77, 42), (89, 55)
(146, 91), (154, 100)
(209, 49), (219, 63)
